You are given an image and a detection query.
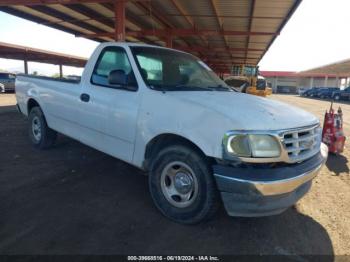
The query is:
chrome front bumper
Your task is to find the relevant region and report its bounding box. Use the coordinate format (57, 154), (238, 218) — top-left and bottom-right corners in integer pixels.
(213, 143), (328, 217)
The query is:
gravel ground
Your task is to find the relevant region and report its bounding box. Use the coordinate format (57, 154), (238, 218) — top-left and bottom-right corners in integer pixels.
(270, 95), (350, 256)
(0, 93), (348, 256)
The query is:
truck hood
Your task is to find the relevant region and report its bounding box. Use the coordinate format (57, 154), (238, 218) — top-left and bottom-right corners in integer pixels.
(168, 91), (319, 130)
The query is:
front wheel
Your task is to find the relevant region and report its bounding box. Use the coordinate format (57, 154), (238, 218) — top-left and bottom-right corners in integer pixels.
(28, 107), (57, 149)
(149, 145), (220, 224)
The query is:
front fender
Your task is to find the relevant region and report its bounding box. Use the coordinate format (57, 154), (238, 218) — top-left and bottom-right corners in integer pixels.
(132, 91), (234, 168)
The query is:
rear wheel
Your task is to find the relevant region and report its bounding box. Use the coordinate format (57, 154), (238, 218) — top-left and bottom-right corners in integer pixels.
(28, 107), (57, 149)
(149, 145), (220, 224)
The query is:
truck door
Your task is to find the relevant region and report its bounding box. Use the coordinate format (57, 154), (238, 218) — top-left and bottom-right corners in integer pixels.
(78, 46), (140, 163)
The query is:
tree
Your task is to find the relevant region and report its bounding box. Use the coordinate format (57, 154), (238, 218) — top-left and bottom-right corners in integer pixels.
(51, 73), (60, 78)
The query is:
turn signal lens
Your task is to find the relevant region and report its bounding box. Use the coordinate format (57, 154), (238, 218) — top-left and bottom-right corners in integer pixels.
(228, 135), (251, 157)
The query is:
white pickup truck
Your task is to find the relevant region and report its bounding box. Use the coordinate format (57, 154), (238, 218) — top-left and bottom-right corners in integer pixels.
(16, 42), (328, 224)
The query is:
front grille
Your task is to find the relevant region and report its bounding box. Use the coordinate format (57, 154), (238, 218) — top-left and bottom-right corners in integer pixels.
(282, 125), (321, 163)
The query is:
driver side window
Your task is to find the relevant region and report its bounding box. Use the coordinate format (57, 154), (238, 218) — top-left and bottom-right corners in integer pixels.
(91, 47), (137, 89)
(136, 55), (163, 84)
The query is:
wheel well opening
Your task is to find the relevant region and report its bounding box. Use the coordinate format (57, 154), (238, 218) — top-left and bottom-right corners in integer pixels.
(143, 134), (215, 171)
(27, 99), (40, 114)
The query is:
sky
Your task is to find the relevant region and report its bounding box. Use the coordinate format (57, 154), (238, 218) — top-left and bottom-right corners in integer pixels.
(0, 0), (350, 75)
(259, 0), (350, 71)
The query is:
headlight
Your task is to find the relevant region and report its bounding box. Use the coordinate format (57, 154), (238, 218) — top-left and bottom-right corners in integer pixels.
(226, 134), (281, 158)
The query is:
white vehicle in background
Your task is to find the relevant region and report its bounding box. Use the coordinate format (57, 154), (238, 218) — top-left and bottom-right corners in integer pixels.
(15, 42), (328, 224)
(0, 72), (16, 92)
(0, 83), (4, 93)
(298, 87), (308, 96)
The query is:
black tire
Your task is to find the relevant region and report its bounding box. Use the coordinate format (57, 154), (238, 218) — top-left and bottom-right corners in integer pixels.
(28, 106), (57, 149)
(149, 145), (220, 224)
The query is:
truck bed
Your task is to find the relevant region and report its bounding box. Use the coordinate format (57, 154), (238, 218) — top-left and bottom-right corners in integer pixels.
(15, 74), (82, 117)
(16, 74), (81, 84)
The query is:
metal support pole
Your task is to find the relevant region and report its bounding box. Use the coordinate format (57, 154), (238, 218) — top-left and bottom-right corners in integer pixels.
(59, 64), (63, 78)
(335, 76), (339, 88)
(273, 77), (278, 93)
(115, 0), (125, 41)
(24, 59), (28, 74)
(165, 35), (173, 48)
(324, 75), (328, 87)
(309, 77), (313, 88)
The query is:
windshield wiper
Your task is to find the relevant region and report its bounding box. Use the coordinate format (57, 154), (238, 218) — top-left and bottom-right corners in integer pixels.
(173, 85), (214, 91)
(207, 85), (231, 91)
(151, 84), (214, 92)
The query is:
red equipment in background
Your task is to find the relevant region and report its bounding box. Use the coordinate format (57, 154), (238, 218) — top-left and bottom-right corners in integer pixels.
(322, 102), (346, 154)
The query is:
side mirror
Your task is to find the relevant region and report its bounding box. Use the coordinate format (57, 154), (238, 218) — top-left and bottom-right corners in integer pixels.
(108, 69), (127, 86)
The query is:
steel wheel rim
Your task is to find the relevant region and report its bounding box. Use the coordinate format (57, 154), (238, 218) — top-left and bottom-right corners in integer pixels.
(160, 161), (198, 208)
(32, 116), (42, 141)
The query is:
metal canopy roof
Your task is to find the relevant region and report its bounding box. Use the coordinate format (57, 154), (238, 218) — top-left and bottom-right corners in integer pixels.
(261, 70), (348, 78)
(0, 0), (302, 73)
(300, 58), (350, 77)
(0, 41), (87, 67)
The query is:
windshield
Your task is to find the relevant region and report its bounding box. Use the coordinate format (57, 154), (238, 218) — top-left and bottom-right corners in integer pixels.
(231, 65), (257, 77)
(256, 79), (266, 90)
(130, 47), (231, 91)
(0, 73), (15, 80)
(243, 66), (257, 77)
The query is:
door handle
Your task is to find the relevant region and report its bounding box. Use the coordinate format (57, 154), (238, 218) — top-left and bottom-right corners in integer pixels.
(80, 93), (90, 102)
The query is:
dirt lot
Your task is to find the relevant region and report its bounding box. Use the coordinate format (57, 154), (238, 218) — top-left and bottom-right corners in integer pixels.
(0, 93), (349, 256)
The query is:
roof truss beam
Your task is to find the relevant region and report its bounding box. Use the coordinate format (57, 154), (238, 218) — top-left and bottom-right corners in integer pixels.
(31, 5), (106, 34)
(81, 29), (277, 38)
(165, 14), (284, 20)
(131, 1), (202, 50)
(245, 0), (256, 63)
(100, 2), (162, 45)
(177, 46), (264, 53)
(210, 0), (233, 66)
(169, 0), (208, 46)
(0, 41), (87, 67)
(67, 4), (115, 28)
(0, 0), (147, 6)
